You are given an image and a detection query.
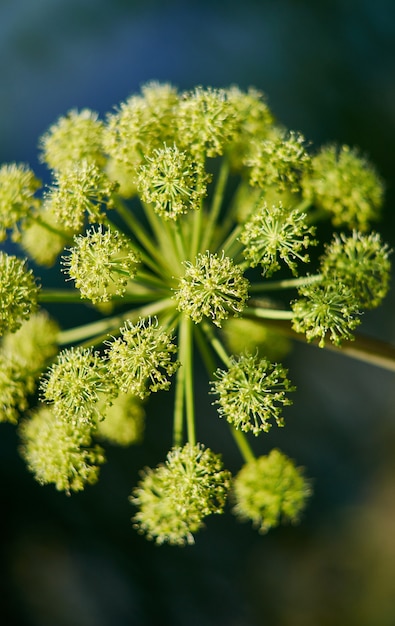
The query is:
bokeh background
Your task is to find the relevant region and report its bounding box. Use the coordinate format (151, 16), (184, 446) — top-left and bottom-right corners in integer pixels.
(1, 1), (395, 624)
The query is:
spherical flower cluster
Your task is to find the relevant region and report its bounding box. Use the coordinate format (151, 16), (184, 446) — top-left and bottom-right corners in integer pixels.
(302, 145), (383, 229)
(292, 280), (361, 347)
(320, 231), (391, 309)
(0, 252), (39, 336)
(211, 352), (295, 435)
(103, 82), (179, 184)
(175, 251), (249, 327)
(19, 406), (105, 494)
(40, 347), (112, 426)
(0, 353), (35, 424)
(19, 202), (74, 266)
(0, 163), (41, 241)
(96, 392), (145, 446)
(177, 87), (238, 158)
(105, 318), (179, 399)
(232, 449), (311, 533)
(48, 161), (118, 231)
(226, 86), (274, 167)
(39, 108), (105, 172)
(2, 310), (59, 374)
(241, 202), (316, 276)
(131, 443), (231, 545)
(137, 144), (209, 220)
(62, 226), (141, 303)
(247, 130), (311, 192)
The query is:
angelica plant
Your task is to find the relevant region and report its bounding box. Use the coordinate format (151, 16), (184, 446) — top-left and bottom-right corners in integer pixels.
(0, 82), (392, 546)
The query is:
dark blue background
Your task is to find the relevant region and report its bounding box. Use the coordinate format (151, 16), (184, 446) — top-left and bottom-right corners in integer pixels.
(2, 1), (395, 624)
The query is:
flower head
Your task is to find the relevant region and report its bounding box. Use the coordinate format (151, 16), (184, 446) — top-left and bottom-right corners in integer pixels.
(137, 144), (209, 220)
(175, 251), (249, 327)
(103, 82), (179, 183)
(62, 225), (140, 303)
(19, 406), (105, 494)
(0, 252), (39, 336)
(320, 231), (391, 309)
(292, 280), (361, 347)
(47, 161), (118, 231)
(39, 108), (105, 172)
(19, 201), (75, 266)
(176, 87), (237, 159)
(247, 130), (311, 193)
(241, 202), (316, 276)
(2, 310), (59, 375)
(0, 353), (35, 424)
(211, 352), (294, 435)
(225, 86), (274, 168)
(105, 318), (179, 399)
(96, 392), (145, 446)
(0, 163), (41, 241)
(40, 346), (112, 425)
(232, 449), (311, 533)
(131, 443), (231, 545)
(302, 145), (384, 229)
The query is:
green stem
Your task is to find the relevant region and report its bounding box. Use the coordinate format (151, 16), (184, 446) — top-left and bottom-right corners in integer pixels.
(197, 322), (255, 462)
(243, 314), (395, 372)
(201, 321), (231, 367)
(38, 290), (84, 303)
(249, 274), (322, 293)
(245, 306), (295, 320)
(200, 158), (230, 253)
(219, 223), (244, 259)
(173, 317), (187, 446)
(183, 314), (196, 446)
(230, 427), (255, 464)
(57, 297), (174, 345)
(113, 196), (172, 276)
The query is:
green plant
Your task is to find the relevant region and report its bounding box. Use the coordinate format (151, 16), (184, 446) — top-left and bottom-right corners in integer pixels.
(0, 83), (392, 545)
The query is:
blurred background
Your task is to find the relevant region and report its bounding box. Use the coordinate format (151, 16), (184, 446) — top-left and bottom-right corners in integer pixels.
(1, 0), (395, 624)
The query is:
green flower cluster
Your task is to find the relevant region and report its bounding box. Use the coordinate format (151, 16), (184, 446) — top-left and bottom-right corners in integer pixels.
(0, 82), (390, 544)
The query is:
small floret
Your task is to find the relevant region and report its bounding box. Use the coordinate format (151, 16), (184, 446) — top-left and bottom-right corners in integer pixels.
(40, 347), (112, 425)
(131, 443), (231, 545)
(62, 225), (140, 303)
(247, 130), (311, 193)
(19, 406), (105, 494)
(292, 280), (361, 347)
(232, 449), (311, 533)
(137, 144), (209, 220)
(39, 109), (105, 172)
(211, 352), (294, 435)
(47, 161), (118, 231)
(0, 163), (41, 241)
(0, 252), (39, 336)
(301, 144), (383, 229)
(241, 202), (316, 276)
(105, 318), (179, 399)
(175, 251), (249, 327)
(320, 231), (391, 309)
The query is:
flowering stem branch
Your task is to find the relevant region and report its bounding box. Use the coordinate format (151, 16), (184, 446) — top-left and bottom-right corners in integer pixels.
(246, 306), (295, 320)
(113, 196), (173, 277)
(182, 314), (196, 446)
(173, 318), (186, 447)
(249, 274), (323, 293)
(201, 158), (230, 253)
(230, 426), (256, 464)
(57, 297), (174, 345)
